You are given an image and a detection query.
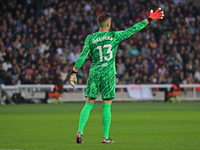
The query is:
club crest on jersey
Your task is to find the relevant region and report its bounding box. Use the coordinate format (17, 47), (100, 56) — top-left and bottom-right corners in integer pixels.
(92, 36), (113, 44)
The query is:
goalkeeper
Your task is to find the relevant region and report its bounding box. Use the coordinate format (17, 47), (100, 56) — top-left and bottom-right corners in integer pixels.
(69, 8), (164, 143)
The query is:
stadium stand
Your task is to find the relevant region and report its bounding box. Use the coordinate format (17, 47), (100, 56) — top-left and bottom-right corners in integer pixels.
(0, 0), (200, 90)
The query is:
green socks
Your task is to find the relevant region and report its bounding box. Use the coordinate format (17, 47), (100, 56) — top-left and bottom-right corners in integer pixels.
(78, 102), (94, 135)
(102, 103), (112, 139)
(77, 102), (112, 139)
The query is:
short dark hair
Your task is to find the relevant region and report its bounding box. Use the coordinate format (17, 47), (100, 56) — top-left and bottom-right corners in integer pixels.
(97, 13), (111, 28)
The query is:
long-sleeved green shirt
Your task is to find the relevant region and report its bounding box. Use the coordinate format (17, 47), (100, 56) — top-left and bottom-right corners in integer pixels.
(75, 20), (148, 75)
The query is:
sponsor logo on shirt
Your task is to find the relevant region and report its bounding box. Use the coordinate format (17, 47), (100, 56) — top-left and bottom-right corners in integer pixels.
(97, 63), (108, 67)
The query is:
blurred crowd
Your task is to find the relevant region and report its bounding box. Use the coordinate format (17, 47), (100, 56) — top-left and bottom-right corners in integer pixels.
(0, 0), (200, 87)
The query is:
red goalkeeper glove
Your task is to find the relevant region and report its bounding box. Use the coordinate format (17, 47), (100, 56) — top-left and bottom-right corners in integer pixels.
(146, 8), (164, 24)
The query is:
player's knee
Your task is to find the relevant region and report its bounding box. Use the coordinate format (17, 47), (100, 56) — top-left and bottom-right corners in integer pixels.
(86, 97), (95, 104)
(103, 99), (112, 104)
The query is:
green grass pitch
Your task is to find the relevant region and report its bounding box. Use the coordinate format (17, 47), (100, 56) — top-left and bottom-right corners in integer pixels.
(0, 102), (200, 150)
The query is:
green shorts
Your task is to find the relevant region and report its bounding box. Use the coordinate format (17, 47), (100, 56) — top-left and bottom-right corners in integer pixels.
(85, 74), (116, 99)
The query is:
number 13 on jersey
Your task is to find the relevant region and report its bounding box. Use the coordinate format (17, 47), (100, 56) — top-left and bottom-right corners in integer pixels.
(97, 44), (113, 62)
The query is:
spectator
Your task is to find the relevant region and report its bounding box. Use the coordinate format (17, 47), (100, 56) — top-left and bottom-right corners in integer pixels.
(194, 66), (200, 82)
(0, 0), (199, 87)
(141, 43), (150, 57)
(158, 65), (167, 75)
(3, 60), (12, 72)
(69, 48), (81, 63)
(116, 58), (126, 78)
(129, 45), (139, 57)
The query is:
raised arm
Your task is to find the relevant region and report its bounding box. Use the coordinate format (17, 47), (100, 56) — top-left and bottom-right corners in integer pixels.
(115, 20), (148, 41)
(115, 8), (164, 42)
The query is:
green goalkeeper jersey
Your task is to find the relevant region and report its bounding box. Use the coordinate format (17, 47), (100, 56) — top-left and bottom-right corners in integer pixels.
(74, 20), (148, 75)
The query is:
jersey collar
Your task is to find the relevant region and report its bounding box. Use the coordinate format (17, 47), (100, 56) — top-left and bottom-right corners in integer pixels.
(99, 31), (108, 33)
(99, 31), (108, 34)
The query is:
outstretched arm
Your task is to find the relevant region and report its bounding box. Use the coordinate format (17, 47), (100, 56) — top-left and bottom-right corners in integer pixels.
(115, 20), (148, 41)
(115, 8), (164, 41)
